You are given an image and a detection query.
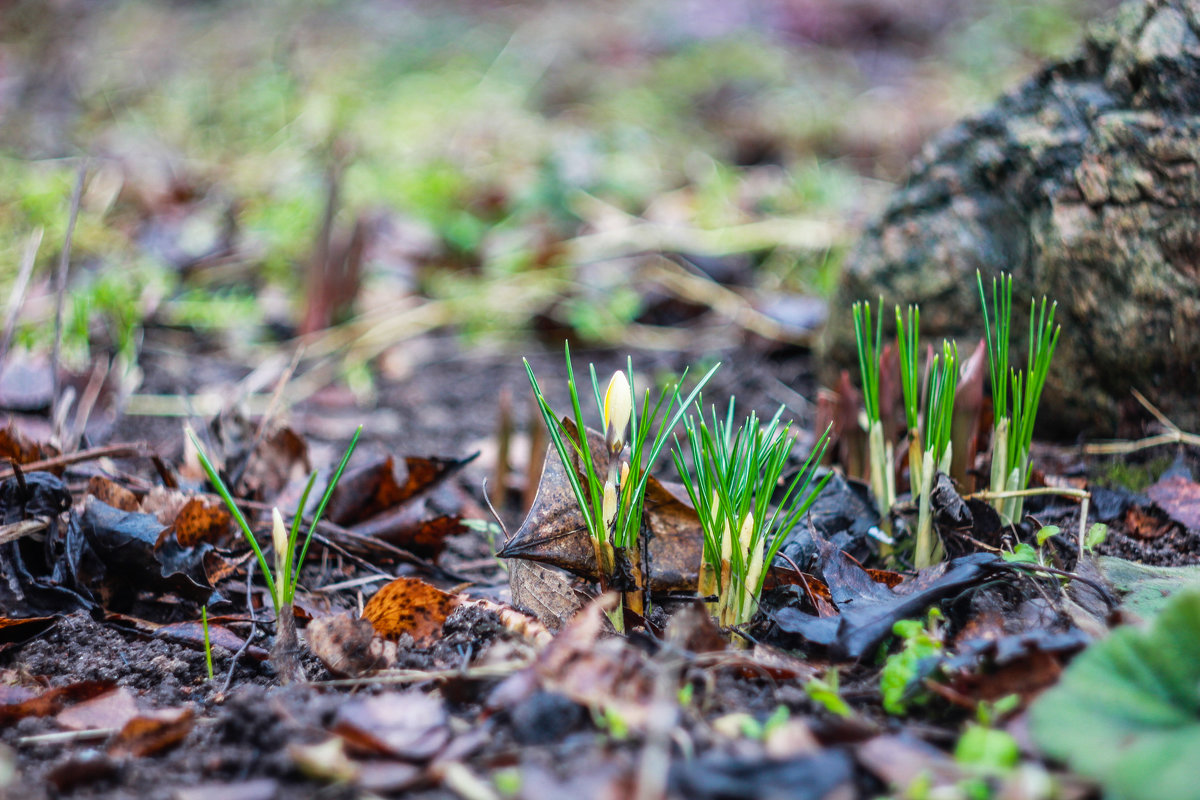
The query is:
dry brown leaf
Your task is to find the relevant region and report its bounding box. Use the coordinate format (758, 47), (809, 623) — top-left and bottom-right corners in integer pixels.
(87, 476), (140, 512)
(108, 706), (194, 758)
(0, 680), (115, 726)
(362, 577), (459, 645)
(170, 497), (233, 548)
(498, 425), (702, 592)
(327, 454), (472, 526)
(56, 687), (139, 732)
(508, 559), (585, 631)
(307, 613), (398, 677)
(1147, 474), (1200, 531)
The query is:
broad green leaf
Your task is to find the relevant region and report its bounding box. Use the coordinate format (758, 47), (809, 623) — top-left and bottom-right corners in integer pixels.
(1029, 591), (1200, 800)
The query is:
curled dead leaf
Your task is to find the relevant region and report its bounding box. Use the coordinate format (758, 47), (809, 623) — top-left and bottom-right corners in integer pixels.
(362, 577), (460, 645)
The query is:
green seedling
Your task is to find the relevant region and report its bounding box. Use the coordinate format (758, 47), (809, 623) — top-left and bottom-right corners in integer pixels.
(880, 608), (944, 715)
(525, 344), (717, 631)
(673, 402), (830, 629)
(201, 607), (214, 682)
(804, 669), (852, 718)
(189, 424), (362, 684)
(853, 298), (893, 524)
(978, 272), (1060, 525)
(913, 341), (958, 568)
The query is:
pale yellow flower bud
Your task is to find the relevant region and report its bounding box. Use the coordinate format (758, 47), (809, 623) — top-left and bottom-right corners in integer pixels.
(271, 507), (289, 599)
(602, 480), (618, 530)
(603, 370), (632, 453)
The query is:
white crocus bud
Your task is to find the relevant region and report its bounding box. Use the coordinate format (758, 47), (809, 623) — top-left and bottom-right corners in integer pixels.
(271, 507), (289, 599)
(603, 370), (632, 453)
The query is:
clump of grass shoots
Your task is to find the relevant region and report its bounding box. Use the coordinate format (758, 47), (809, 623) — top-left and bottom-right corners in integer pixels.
(914, 341), (958, 568)
(189, 424), (362, 684)
(853, 298), (894, 525)
(977, 272), (1060, 524)
(673, 402), (830, 632)
(524, 344), (717, 631)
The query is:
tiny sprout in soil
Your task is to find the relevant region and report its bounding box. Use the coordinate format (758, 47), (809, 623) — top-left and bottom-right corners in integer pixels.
(189, 424), (362, 683)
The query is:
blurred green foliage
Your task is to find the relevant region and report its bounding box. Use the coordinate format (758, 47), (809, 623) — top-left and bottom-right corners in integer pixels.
(0, 0), (1112, 361)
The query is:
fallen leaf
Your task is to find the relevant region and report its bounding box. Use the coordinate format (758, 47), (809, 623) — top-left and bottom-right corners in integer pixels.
(767, 535), (1008, 659)
(56, 687), (139, 732)
(155, 620), (269, 661)
(334, 690), (449, 760)
(497, 425), (703, 592)
(669, 750), (854, 800)
(1146, 474), (1200, 531)
(327, 454), (474, 526)
(86, 477), (140, 512)
(508, 559), (585, 631)
(0, 680), (115, 726)
(108, 706), (195, 758)
(362, 576), (459, 645)
(307, 612), (397, 677)
(0, 615), (57, 655)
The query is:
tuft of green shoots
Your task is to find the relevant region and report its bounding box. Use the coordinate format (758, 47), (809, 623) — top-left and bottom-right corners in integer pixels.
(977, 272), (1060, 524)
(853, 298), (891, 523)
(895, 304), (922, 491)
(673, 401), (830, 629)
(914, 341), (958, 568)
(524, 343), (718, 628)
(188, 425), (362, 616)
(201, 606), (214, 681)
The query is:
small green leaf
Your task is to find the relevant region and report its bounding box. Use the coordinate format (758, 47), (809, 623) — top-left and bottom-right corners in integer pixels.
(955, 724), (1019, 772)
(1085, 522), (1108, 550)
(1001, 542), (1038, 564)
(1030, 590), (1200, 800)
(1036, 525), (1060, 547)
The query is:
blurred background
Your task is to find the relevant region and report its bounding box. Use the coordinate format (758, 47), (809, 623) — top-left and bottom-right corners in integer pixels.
(0, 0), (1116, 373)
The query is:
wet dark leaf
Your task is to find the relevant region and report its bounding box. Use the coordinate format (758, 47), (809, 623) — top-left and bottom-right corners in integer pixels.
(767, 534), (1006, 659)
(778, 471), (878, 571)
(66, 497), (216, 609)
(0, 472), (71, 524)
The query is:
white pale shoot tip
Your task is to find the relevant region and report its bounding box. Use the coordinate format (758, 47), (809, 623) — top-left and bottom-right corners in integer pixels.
(603, 370), (632, 453)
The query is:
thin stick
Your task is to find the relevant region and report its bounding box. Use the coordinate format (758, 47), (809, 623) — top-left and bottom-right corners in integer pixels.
(221, 560), (260, 695)
(0, 227), (43, 361)
(0, 442), (147, 482)
(51, 164), (87, 439)
(965, 486), (1089, 501)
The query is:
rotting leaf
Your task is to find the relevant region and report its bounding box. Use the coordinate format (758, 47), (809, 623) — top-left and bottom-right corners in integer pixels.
(362, 576), (459, 645)
(1030, 589), (1200, 800)
(0, 423), (58, 466)
(669, 750), (854, 800)
(108, 706), (195, 758)
(508, 559), (585, 631)
(156, 620), (269, 661)
(0, 615), (57, 655)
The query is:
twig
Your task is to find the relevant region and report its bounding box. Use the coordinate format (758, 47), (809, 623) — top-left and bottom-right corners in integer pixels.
(312, 660), (531, 687)
(17, 728), (116, 746)
(0, 227), (43, 361)
(0, 442), (148, 482)
(1084, 389), (1200, 454)
(51, 163), (87, 442)
(0, 518), (49, 546)
(965, 486), (1089, 501)
(221, 560), (260, 695)
(1002, 562), (1116, 609)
